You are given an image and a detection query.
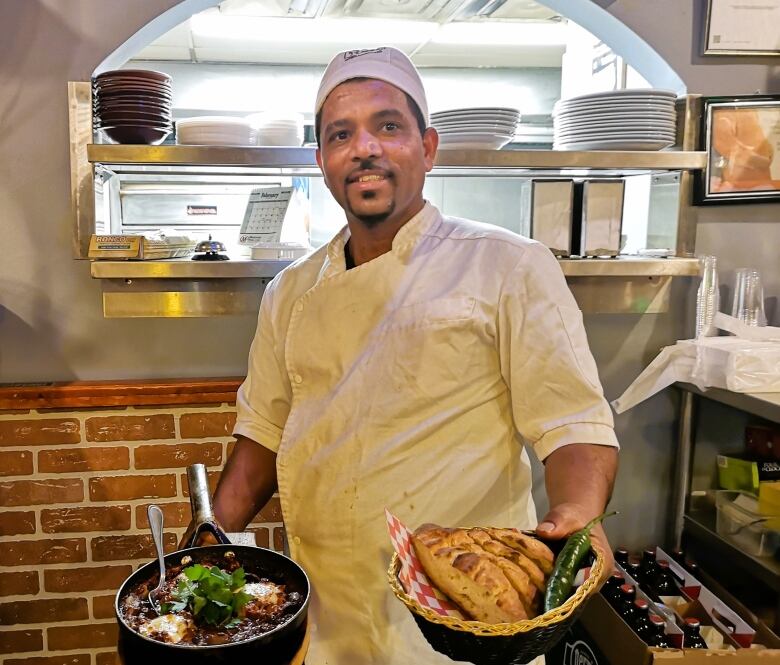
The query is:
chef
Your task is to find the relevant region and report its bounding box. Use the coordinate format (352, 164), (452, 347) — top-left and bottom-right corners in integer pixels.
(213, 46), (619, 664)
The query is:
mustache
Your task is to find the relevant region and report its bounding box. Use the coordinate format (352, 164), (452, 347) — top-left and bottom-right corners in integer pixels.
(346, 160), (390, 182)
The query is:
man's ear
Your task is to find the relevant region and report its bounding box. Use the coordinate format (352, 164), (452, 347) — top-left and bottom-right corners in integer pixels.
(315, 147), (331, 191)
(422, 127), (439, 173)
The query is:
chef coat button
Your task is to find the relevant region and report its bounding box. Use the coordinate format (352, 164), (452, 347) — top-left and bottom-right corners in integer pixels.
(294, 374), (303, 384)
(295, 301), (304, 312)
(293, 536), (301, 545)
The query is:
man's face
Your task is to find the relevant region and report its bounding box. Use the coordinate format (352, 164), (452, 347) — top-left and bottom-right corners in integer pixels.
(315, 79), (438, 229)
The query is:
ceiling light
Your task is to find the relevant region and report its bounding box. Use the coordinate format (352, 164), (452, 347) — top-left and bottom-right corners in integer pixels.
(432, 20), (566, 46)
(190, 13), (437, 44)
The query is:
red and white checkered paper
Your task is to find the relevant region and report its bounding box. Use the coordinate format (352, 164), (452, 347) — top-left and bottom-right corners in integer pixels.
(385, 509), (465, 619)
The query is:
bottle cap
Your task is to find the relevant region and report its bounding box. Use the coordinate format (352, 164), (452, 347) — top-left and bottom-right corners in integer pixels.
(619, 584), (635, 595)
(657, 560), (670, 569)
(634, 599), (649, 610)
(642, 548), (656, 558)
(649, 614), (665, 626)
(684, 617), (701, 628)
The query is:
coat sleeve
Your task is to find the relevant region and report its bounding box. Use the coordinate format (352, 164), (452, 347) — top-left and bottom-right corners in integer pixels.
(496, 241), (619, 461)
(233, 278), (292, 453)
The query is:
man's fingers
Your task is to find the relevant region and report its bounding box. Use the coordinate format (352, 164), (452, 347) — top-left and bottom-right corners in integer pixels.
(536, 505), (587, 539)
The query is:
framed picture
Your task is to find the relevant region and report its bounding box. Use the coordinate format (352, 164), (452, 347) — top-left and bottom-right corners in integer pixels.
(695, 96), (780, 205)
(703, 0), (780, 56)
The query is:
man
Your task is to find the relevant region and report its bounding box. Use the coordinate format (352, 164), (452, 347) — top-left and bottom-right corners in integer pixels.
(213, 47), (619, 664)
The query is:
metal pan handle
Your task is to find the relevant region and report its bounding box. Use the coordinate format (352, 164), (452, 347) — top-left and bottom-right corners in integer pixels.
(180, 464), (232, 549)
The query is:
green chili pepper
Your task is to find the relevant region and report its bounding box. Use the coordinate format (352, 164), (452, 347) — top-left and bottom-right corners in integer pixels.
(543, 510), (617, 613)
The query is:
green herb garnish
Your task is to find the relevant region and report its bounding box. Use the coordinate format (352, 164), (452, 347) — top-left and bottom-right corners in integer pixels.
(160, 564), (252, 627)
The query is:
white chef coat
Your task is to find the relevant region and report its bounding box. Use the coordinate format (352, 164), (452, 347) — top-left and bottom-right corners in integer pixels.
(234, 202), (618, 665)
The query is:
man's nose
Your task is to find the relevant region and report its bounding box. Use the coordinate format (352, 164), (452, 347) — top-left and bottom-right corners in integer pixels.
(351, 128), (381, 160)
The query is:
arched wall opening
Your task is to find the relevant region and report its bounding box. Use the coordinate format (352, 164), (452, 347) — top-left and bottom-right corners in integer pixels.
(96, 0), (685, 93)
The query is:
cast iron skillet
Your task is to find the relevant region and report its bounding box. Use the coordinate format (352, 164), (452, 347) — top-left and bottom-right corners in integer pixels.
(114, 543), (310, 665)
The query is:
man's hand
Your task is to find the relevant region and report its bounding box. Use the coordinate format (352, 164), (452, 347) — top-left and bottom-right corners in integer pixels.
(538, 443), (619, 583)
(536, 501), (614, 582)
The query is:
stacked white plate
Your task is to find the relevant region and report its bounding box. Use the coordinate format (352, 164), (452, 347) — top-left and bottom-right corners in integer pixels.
(553, 89), (677, 151)
(176, 116), (256, 146)
(247, 111), (304, 147)
(431, 107), (520, 150)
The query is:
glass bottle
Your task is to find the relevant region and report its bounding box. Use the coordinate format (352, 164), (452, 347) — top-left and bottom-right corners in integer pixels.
(618, 584), (637, 624)
(683, 617), (708, 649)
(638, 548), (658, 591)
(626, 559), (641, 582)
(651, 560), (679, 600)
(614, 547), (630, 568)
(648, 614), (670, 648)
(684, 560), (700, 578)
(632, 599), (654, 640)
(603, 572), (626, 608)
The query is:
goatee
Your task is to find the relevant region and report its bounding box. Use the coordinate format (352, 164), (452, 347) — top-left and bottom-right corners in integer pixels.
(349, 195), (395, 228)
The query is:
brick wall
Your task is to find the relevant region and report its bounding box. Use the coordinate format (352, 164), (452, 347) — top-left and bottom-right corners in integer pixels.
(0, 380), (284, 665)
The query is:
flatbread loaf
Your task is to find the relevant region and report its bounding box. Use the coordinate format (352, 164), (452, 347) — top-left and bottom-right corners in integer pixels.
(467, 528), (546, 593)
(460, 542), (538, 613)
(485, 527), (555, 575)
(411, 523), (554, 623)
(411, 540), (528, 623)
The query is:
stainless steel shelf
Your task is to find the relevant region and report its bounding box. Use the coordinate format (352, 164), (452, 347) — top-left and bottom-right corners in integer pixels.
(560, 257), (698, 277)
(90, 256), (699, 280)
(684, 509), (780, 591)
(677, 382), (780, 424)
(90, 258), (289, 280)
(87, 144), (707, 175)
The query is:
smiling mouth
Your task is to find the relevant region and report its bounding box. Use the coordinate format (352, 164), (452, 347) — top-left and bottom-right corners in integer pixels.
(358, 175), (384, 182)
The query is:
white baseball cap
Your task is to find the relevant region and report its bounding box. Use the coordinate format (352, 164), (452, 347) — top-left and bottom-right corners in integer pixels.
(315, 47), (429, 125)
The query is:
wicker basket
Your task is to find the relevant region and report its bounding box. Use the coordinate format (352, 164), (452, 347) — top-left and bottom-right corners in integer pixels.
(387, 545), (605, 665)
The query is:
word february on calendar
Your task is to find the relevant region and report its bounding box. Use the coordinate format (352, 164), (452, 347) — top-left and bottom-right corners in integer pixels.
(238, 186), (293, 246)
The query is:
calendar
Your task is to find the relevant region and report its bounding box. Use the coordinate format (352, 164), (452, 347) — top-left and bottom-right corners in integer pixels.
(238, 186), (293, 246)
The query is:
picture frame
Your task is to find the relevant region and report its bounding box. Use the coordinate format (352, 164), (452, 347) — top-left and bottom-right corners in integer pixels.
(694, 95), (780, 205)
(703, 0), (780, 56)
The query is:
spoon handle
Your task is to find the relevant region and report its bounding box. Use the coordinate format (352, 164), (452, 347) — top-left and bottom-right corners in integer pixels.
(147, 504), (166, 579)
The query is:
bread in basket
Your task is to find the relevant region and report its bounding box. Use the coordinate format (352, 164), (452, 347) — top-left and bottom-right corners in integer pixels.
(388, 523), (606, 665)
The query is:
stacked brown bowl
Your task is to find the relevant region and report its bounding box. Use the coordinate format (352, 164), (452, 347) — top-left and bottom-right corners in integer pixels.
(93, 69), (173, 145)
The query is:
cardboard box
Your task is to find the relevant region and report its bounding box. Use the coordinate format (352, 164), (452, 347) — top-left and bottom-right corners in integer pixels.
(579, 593), (780, 663)
(696, 568), (780, 648)
(546, 614), (610, 665)
(656, 546), (756, 647)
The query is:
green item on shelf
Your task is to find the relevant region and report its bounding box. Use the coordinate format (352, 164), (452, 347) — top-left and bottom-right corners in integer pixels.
(717, 455), (759, 494)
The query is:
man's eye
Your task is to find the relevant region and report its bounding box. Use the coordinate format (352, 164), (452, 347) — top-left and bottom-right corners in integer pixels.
(384, 122), (399, 131)
(329, 130), (348, 142)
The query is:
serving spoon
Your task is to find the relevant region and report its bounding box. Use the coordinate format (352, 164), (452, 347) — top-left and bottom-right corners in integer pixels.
(147, 504), (166, 615)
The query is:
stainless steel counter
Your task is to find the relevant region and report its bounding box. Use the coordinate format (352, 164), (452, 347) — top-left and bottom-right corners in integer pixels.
(90, 256), (698, 317)
(90, 256), (699, 279)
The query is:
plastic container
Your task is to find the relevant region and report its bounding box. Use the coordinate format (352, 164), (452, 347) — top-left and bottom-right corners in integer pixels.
(715, 490), (780, 557)
(251, 242), (309, 260)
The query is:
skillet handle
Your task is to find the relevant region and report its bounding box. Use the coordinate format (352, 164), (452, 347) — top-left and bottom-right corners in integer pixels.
(180, 519), (233, 549)
(180, 464), (233, 549)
